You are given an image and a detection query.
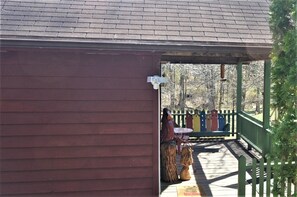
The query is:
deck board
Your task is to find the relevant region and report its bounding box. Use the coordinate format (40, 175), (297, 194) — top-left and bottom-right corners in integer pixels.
(161, 140), (255, 197)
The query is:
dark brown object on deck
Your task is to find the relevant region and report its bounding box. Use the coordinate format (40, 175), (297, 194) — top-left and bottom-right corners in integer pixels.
(160, 141), (178, 183)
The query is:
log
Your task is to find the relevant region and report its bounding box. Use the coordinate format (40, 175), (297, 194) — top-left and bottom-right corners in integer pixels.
(160, 141), (178, 182)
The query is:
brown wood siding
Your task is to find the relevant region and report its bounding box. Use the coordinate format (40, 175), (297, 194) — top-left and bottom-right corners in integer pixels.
(0, 48), (160, 197)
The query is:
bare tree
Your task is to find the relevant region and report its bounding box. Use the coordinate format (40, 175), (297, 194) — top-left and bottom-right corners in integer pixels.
(161, 62), (263, 113)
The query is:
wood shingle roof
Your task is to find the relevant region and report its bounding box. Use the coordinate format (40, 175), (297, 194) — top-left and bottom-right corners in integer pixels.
(1, 0), (272, 63)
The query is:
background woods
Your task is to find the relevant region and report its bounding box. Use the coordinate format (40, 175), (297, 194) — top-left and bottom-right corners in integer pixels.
(161, 61), (265, 114)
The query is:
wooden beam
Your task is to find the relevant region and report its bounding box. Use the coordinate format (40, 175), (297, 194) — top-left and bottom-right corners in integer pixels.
(161, 55), (242, 64)
(2, 38), (271, 64)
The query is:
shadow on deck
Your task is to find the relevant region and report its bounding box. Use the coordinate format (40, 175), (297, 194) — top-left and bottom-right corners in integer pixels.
(160, 139), (257, 197)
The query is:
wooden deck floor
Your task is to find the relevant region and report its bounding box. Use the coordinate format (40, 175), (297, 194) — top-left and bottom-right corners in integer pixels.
(160, 139), (257, 197)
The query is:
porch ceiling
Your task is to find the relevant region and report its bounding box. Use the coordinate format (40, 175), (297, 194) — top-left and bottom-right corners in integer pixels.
(161, 46), (271, 64)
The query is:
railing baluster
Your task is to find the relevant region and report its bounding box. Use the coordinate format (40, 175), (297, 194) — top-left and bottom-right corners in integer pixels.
(280, 160), (285, 197)
(252, 158), (257, 196)
(238, 156), (246, 197)
(287, 177), (291, 197)
(266, 158), (271, 197)
(177, 110), (180, 126)
(227, 109), (231, 125)
(232, 109), (235, 136)
(259, 158), (264, 197)
(177, 111), (179, 124)
(181, 109), (185, 128)
(294, 177), (297, 195)
(272, 158), (278, 197)
(226, 109), (230, 137)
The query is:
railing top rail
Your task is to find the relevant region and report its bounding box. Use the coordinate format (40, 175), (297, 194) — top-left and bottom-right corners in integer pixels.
(242, 157), (296, 169)
(238, 112), (263, 128)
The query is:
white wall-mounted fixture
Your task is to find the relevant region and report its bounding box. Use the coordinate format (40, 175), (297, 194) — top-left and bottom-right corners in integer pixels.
(147, 75), (168, 90)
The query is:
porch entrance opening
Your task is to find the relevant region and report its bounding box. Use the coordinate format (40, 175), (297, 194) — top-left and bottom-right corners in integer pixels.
(159, 60), (271, 196)
(160, 63), (239, 139)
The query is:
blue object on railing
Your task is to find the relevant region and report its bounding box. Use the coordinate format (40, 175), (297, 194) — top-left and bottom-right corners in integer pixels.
(218, 114), (225, 131)
(200, 110), (206, 132)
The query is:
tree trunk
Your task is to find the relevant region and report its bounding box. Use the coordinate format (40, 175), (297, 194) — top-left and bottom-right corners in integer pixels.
(219, 81), (224, 110)
(255, 87), (261, 113)
(242, 87), (246, 111)
(170, 66), (175, 108)
(179, 74), (185, 109)
(206, 68), (216, 110)
(160, 141), (178, 182)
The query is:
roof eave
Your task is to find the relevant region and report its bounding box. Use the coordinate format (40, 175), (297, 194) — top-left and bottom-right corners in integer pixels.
(0, 37), (272, 64)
